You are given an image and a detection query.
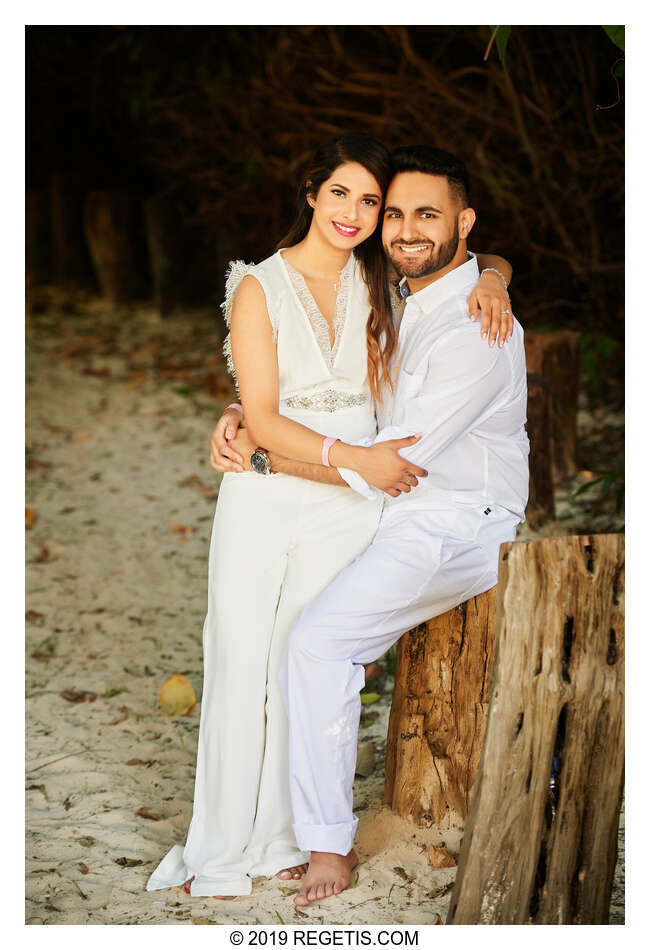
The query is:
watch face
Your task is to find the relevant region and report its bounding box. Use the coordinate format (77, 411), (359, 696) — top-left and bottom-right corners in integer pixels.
(251, 451), (270, 475)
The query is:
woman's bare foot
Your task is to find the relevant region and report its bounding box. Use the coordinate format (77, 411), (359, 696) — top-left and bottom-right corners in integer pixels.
(182, 877), (230, 899)
(277, 864), (309, 881)
(294, 850), (357, 906)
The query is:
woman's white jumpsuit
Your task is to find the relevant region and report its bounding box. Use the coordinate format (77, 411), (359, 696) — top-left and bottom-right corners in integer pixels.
(146, 251), (383, 896)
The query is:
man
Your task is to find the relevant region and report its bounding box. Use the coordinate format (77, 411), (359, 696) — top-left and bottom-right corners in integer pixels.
(214, 147), (529, 905)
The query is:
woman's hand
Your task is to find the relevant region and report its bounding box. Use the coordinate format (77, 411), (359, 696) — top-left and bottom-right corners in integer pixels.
(209, 408), (246, 473)
(349, 437), (428, 497)
(467, 271), (513, 347)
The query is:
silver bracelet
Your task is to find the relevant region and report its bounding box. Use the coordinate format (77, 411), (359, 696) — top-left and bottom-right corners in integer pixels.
(481, 267), (509, 294)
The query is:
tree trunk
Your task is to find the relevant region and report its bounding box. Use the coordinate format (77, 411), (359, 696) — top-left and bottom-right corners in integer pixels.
(49, 172), (96, 288)
(83, 191), (149, 303)
(447, 534), (624, 925)
(526, 372), (555, 528)
(384, 588), (497, 827)
(524, 331), (581, 480)
(26, 189), (51, 286)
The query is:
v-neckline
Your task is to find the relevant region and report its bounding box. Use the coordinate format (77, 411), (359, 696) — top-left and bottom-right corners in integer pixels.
(278, 251), (353, 370)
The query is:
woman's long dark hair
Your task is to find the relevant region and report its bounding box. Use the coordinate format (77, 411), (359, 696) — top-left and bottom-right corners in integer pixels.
(276, 133), (397, 404)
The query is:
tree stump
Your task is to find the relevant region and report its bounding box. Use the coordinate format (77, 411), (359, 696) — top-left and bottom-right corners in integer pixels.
(384, 588), (497, 827)
(447, 534), (624, 925)
(49, 172), (96, 288)
(83, 191), (149, 303)
(524, 331), (581, 480)
(526, 372), (555, 528)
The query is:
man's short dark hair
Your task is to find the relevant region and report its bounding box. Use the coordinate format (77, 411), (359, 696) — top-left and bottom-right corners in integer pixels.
(390, 146), (470, 206)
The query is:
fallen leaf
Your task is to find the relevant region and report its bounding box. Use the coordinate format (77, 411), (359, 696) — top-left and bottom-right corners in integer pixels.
(135, 807), (161, 821)
(35, 546), (51, 563)
(295, 908), (309, 919)
(360, 692), (380, 705)
(63, 795), (73, 811)
(103, 687), (124, 698)
(280, 887), (299, 894)
(25, 783), (48, 800)
(114, 857), (144, 867)
(170, 523), (196, 541)
(26, 508), (38, 529)
(106, 705), (129, 726)
(393, 866), (413, 883)
(192, 918), (219, 925)
(78, 863), (89, 874)
(26, 457), (52, 470)
(60, 689), (90, 703)
(159, 673), (196, 716)
(26, 610), (45, 621)
(434, 914), (444, 925)
(125, 758), (157, 767)
(82, 366), (111, 378)
(427, 845), (457, 869)
(276, 911), (285, 925)
(78, 836), (95, 847)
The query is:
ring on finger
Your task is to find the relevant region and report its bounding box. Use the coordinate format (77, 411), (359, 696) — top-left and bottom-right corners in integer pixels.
(501, 308), (511, 315)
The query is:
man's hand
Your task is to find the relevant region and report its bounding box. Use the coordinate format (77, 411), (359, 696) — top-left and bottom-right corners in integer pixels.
(351, 437), (428, 498)
(468, 271), (513, 348)
(228, 426), (258, 472)
(209, 408), (246, 473)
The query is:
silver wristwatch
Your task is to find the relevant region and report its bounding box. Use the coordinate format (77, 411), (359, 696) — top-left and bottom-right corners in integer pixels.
(250, 447), (271, 475)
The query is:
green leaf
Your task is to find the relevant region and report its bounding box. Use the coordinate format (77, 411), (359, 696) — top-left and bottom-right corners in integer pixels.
(602, 26), (625, 51)
(276, 911), (285, 925)
(360, 692), (380, 705)
(353, 872), (359, 888)
(489, 26), (511, 66)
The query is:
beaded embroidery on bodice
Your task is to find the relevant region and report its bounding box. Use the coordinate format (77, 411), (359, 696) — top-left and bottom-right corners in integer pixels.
(283, 255), (353, 369)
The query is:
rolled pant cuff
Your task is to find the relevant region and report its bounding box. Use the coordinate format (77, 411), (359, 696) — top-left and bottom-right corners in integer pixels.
(293, 818), (358, 856)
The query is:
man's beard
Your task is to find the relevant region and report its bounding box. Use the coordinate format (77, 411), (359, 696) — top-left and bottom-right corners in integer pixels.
(385, 220), (459, 279)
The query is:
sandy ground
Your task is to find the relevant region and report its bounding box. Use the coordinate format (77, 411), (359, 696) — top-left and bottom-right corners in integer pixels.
(25, 289), (624, 925)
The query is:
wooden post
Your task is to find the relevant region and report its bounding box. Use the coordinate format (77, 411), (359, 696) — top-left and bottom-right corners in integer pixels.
(526, 372), (555, 528)
(384, 588), (497, 827)
(524, 331), (581, 480)
(447, 534), (624, 925)
(83, 191), (149, 303)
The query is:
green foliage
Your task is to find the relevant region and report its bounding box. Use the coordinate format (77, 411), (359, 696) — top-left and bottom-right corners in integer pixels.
(602, 26), (625, 50)
(579, 332), (622, 401)
(573, 469), (624, 514)
(490, 26), (511, 66)
(382, 643), (398, 676)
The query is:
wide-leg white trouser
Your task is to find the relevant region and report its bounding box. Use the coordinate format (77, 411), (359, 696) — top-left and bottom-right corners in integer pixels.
(280, 503), (520, 857)
(146, 471), (382, 896)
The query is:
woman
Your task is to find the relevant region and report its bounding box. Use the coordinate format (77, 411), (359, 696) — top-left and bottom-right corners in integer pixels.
(147, 134), (513, 898)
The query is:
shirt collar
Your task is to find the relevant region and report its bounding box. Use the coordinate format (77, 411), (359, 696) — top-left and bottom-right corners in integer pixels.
(399, 251), (478, 311)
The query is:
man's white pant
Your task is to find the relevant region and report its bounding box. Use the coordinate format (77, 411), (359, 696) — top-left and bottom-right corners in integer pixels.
(279, 503), (520, 856)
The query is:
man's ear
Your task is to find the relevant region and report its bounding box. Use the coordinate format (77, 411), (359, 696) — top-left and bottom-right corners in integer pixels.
(458, 207), (476, 240)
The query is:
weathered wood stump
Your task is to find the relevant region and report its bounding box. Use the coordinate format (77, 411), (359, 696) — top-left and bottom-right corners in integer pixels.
(447, 534), (624, 925)
(524, 331), (581, 480)
(83, 191), (149, 303)
(526, 372), (555, 528)
(49, 172), (96, 287)
(384, 588), (496, 827)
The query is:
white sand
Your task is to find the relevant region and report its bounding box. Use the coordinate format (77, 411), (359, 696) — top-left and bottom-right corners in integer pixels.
(25, 289), (624, 925)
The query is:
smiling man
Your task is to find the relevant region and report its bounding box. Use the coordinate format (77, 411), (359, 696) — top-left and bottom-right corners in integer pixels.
(277, 146), (530, 906)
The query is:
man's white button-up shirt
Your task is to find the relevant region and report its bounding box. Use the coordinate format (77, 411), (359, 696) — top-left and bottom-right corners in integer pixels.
(340, 254), (530, 520)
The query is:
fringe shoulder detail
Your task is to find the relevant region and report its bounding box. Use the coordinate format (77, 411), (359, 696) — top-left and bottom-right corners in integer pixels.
(220, 259), (258, 329)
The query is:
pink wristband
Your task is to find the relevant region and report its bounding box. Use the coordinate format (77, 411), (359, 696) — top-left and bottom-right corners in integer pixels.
(322, 436), (339, 467)
(226, 403), (243, 414)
